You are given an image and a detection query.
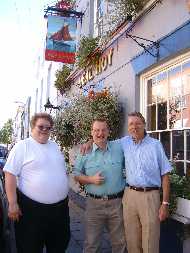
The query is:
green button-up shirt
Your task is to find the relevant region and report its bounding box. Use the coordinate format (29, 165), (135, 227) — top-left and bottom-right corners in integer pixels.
(74, 141), (125, 195)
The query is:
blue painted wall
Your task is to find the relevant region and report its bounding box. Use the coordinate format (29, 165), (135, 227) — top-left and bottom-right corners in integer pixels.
(131, 20), (190, 74)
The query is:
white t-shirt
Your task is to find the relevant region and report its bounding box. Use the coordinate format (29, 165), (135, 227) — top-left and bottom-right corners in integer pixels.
(4, 137), (69, 204)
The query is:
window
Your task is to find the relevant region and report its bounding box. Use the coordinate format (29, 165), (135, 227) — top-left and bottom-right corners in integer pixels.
(97, 0), (104, 20)
(94, 0), (104, 37)
(141, 54), (190, 174)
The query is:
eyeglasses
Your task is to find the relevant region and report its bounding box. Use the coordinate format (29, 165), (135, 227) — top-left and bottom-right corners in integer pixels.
(36, 125), (52, 131)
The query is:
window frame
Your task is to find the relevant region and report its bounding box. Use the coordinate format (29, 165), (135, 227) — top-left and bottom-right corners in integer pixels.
(140, 51), (190, 174)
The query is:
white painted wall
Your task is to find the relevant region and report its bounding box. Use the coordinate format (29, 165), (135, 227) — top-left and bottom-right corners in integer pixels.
(70, 0), (190, 135)
(31, 0), (190, 137)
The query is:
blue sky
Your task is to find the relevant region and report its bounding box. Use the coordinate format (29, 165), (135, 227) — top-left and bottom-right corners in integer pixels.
(0, 0), (53, 127)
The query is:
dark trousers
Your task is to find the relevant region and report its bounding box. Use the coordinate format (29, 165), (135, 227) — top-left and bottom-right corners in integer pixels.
(15, 191), (70, 253)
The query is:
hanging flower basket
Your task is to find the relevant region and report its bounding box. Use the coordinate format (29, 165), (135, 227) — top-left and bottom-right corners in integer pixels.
(52, 89), (122, 149)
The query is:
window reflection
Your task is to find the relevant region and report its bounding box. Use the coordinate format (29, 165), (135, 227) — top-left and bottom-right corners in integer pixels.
(147, 78), (156, 131)
(182, 61), (190, 127)
(147, 105), (156, 131)
(169, 97), (182, 129)
(160, 132), (170, 158)
(145, 59), (190, 175)
(156, 72), (167, 103)
(186, 162), (190, 178)
(158, 102), (167, 130)
(187, 130), (190, 161)
(147, 78), (156, 104)
(149, 132), (159, 139)
(172, 130), (184, 160)
(169, 66), (182, 129)
(155, 72), (168, 130)
(169, 66), (181, 98)
(175, 162), (185, 176)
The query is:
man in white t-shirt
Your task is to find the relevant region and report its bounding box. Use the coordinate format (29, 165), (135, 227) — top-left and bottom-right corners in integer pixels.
(4, 113), (70, 253)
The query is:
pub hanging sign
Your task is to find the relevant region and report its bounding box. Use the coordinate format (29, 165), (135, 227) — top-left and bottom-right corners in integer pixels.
(45, 15), (77, 64)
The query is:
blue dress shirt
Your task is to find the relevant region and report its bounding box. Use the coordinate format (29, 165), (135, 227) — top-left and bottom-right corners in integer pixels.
(120, 135), (172, 187)
(74, 141), (125, 195)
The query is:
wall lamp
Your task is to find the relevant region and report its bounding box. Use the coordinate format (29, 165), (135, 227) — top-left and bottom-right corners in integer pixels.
(44, 98), (60, 111)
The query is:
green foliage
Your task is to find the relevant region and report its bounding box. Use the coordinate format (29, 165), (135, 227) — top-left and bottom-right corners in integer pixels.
(52, 90), (122, 149)
(169, 167), (190, 214)
(76, 36), (101, 68)
(54, 65), (72, 94)
(0, 119), (13, 145)
(107, 0), (147, 33)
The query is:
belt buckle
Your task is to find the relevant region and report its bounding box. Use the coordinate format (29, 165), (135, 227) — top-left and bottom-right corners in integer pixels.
(102, 195), (108, 200)
(143, 187), (146, 192)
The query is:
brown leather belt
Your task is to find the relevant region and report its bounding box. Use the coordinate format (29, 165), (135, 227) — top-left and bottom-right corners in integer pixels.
(88, 190), (124, 200)
(129, 186), (160, 192)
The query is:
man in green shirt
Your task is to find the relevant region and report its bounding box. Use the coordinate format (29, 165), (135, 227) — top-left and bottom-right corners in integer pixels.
(74, 118), (127, 253)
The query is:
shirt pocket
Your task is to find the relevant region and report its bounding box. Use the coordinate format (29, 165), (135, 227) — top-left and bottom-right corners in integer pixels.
(85, 161), (102, 176)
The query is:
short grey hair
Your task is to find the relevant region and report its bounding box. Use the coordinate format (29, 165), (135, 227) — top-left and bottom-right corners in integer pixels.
(128, 111), (146, 124)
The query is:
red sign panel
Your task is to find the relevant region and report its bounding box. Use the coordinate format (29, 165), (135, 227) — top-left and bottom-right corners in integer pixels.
(45, 50), (75, 64)
(45, 15), (77, 64)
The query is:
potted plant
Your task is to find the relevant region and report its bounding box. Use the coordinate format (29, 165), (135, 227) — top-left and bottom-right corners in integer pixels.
(169, 167), (190, 217)
(54, 65), (72, 95)
(76, 36), (101, 69)
(160, 167), (190, 253)
(52, 89), (122, 149)
(107, 0), (148, 33)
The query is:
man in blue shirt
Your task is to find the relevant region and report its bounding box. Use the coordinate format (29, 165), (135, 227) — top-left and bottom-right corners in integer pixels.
(81, 112), (171, 253)
(121, 112), (171, 253)
(74, 118), (127, 253)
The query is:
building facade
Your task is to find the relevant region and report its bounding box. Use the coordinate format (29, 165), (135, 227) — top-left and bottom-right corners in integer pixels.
(63, 0), (190, 174)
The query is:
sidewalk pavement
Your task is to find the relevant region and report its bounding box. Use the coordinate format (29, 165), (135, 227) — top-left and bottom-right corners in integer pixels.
(66, 174), (112, 253)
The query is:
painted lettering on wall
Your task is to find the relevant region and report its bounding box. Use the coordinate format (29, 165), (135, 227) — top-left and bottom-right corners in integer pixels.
(77, 48), (114, 87)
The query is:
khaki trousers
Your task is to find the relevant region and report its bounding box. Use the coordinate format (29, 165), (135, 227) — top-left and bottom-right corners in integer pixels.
(122, 188), (160, 253)
(84, 197), (127, 253)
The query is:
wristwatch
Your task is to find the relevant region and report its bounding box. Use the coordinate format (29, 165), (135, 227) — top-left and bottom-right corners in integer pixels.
(162, 201), (170, 206)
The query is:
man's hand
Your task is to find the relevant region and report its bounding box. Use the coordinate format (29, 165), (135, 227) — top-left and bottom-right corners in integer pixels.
(159, 204), (169, 221)
(80, 140), (93, 155)
(8, 202), (22, 222)
(91, 172), (105, 185)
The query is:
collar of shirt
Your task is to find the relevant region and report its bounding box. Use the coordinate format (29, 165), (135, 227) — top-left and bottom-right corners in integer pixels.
(92, 142), (111, 152)
(131, 133), (149, 145)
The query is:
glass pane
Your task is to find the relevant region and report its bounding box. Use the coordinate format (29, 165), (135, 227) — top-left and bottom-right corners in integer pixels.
(149, 132), (159, 139)
(154, 72), (168, 130)
(160, 131), (170, 159)
(175, 162), (185, 176)
(169, 66), (182, 129)
(97, 0), (104, 18)
(187, 130), (190, 161)
(156, 72), (167, 103)
(182, 61), (190, 127)
(147, 78), (156, 104)
(172, 130), (184, 160)
(169, 97), (182, 129)
(169, 66), (182, 98)
(186, 162), (190, 177)
(158, 102), (167, 130)
(147, 105), (156, 131)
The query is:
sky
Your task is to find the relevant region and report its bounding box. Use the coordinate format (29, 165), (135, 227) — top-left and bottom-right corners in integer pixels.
(0, 0), (56, 127)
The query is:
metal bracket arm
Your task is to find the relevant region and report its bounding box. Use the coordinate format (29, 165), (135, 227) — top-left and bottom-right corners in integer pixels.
(126, 33), (160, 60)
(44, 6), (84, 19)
